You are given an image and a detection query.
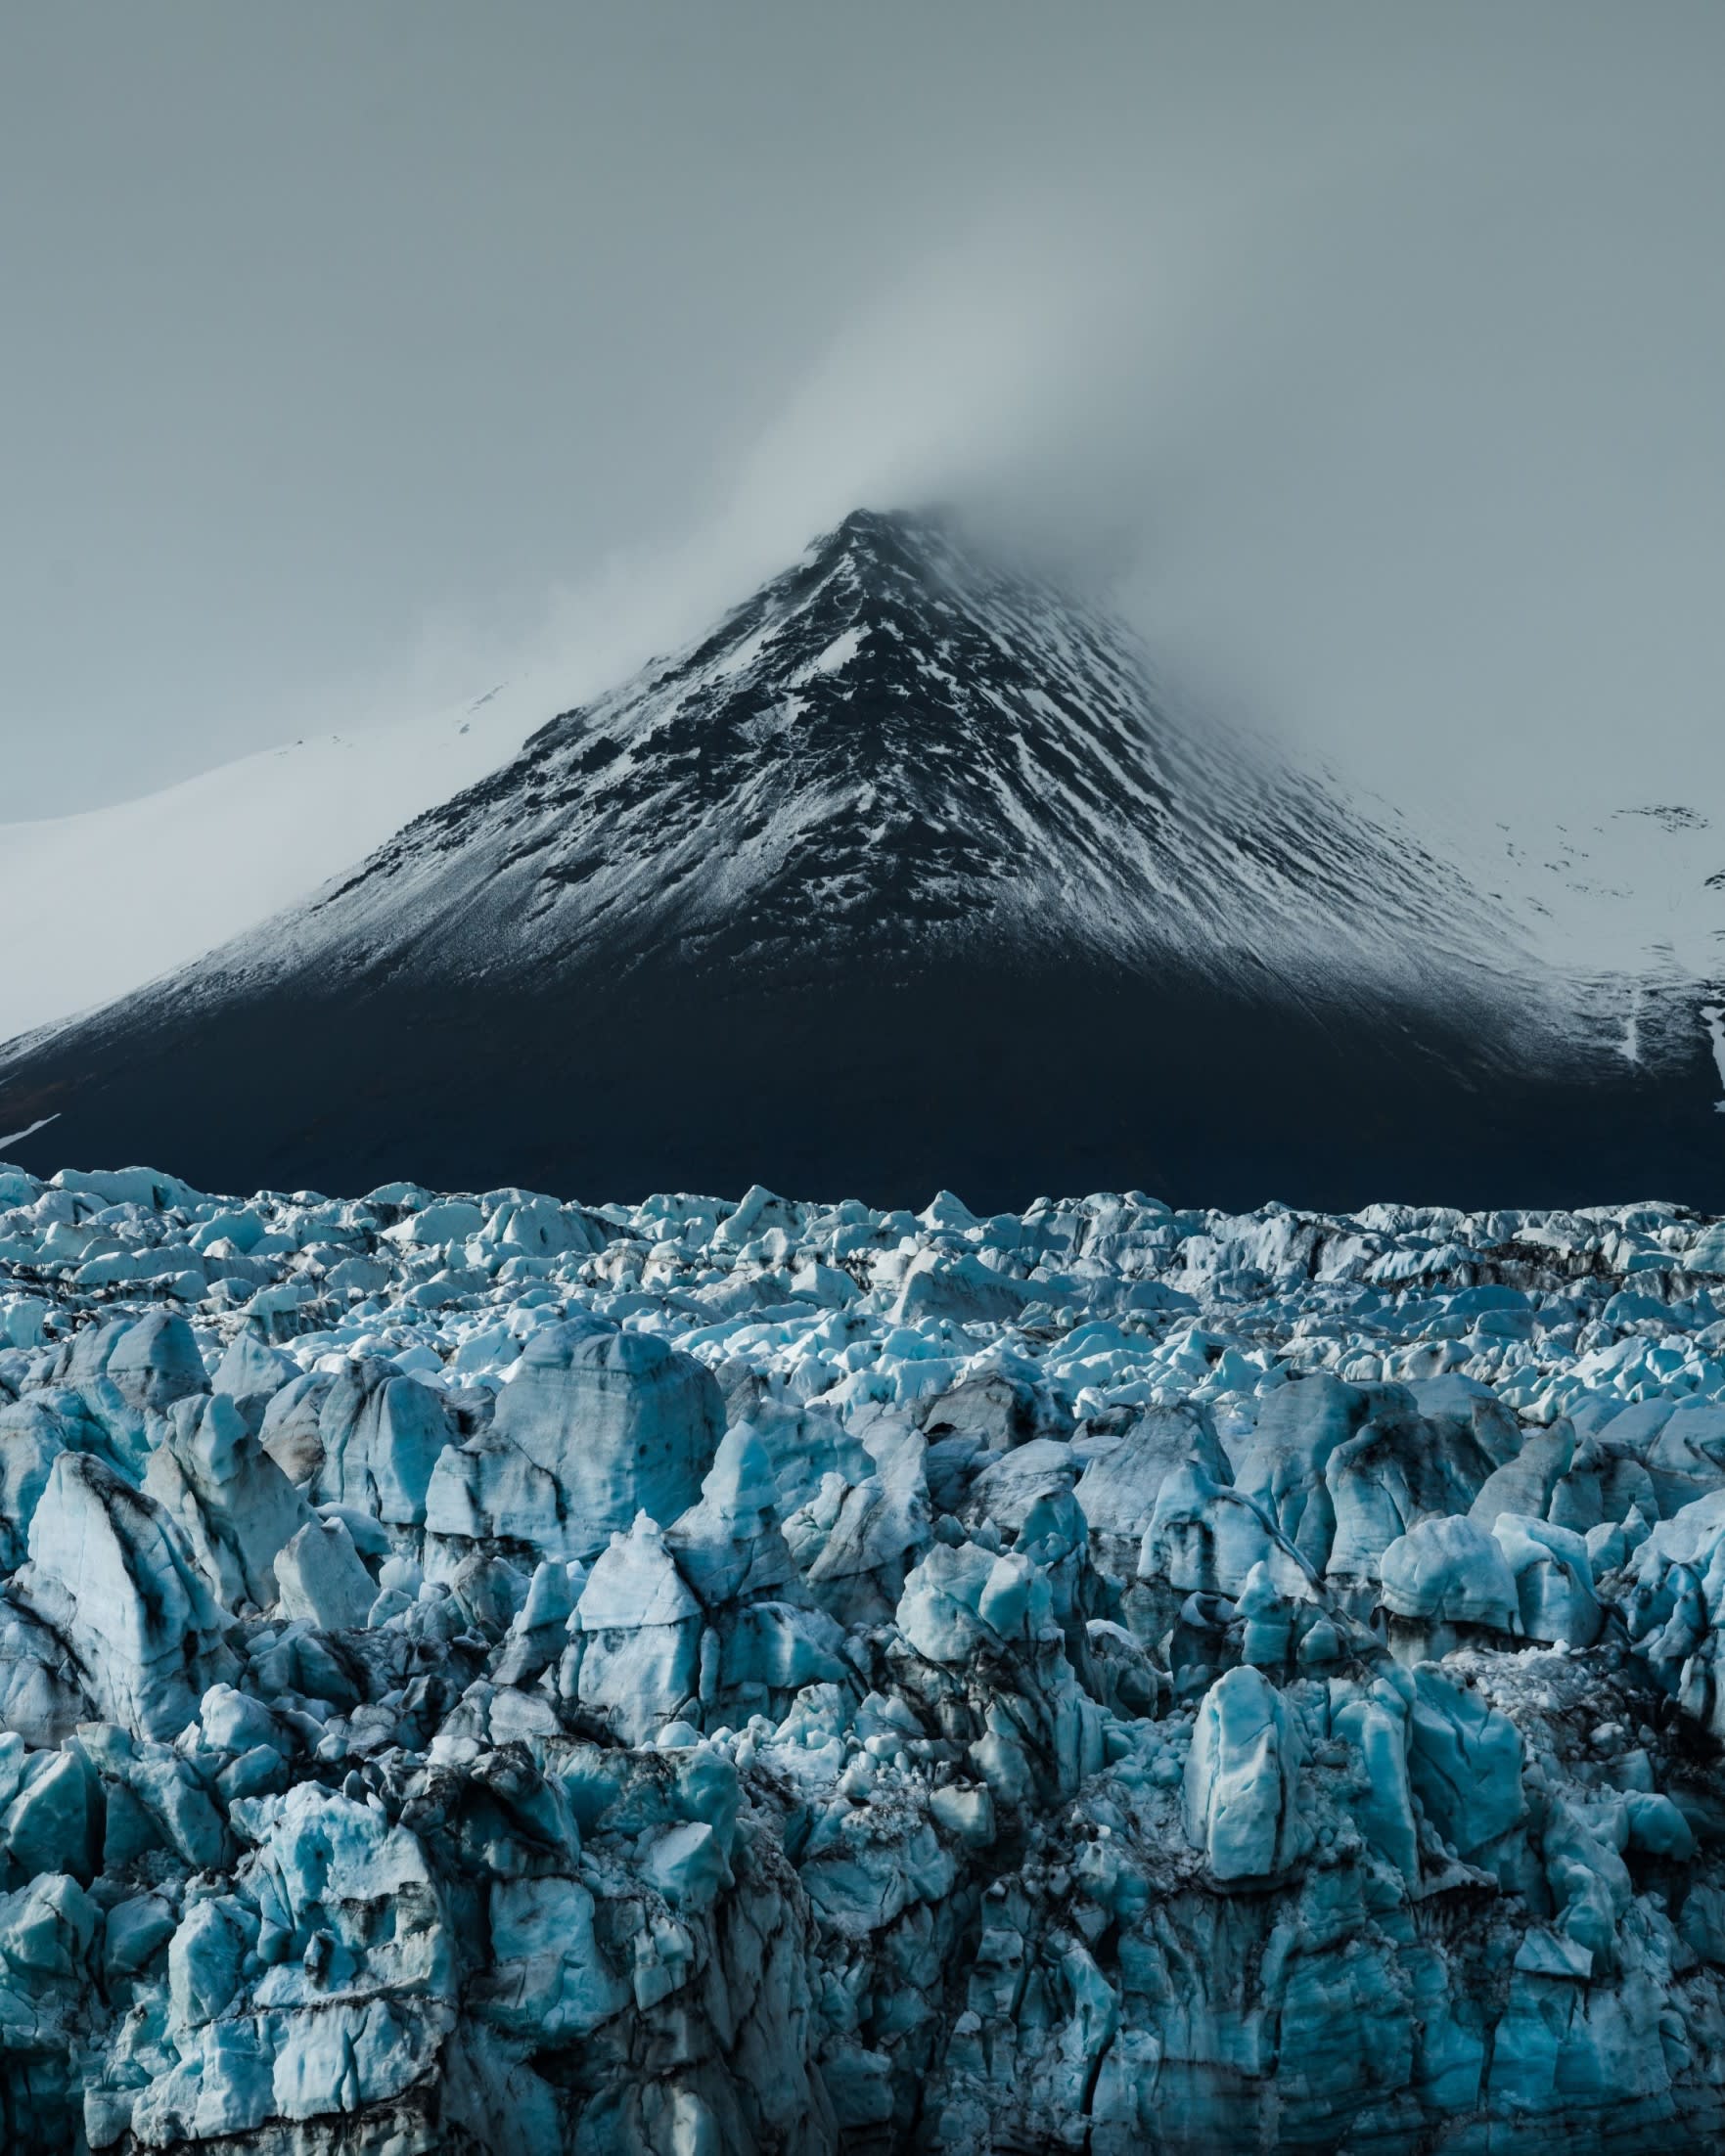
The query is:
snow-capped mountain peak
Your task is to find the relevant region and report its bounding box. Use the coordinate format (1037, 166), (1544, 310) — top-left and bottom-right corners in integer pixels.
(298, 507), (1507, 996)
(3, 509), (1720, 1210)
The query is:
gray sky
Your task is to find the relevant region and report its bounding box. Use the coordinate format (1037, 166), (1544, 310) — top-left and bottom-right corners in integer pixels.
(4, 3), (1723, 820)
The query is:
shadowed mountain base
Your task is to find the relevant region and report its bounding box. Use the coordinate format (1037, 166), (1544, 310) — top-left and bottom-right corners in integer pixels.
(3, 953), (1718, 1213)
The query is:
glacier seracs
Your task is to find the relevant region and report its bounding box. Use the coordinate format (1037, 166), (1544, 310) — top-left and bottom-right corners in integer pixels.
(5, 1164), (1725, 2147)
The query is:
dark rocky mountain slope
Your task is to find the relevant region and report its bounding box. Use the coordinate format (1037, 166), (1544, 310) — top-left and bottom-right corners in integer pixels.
(2, 511), (1719, 1210)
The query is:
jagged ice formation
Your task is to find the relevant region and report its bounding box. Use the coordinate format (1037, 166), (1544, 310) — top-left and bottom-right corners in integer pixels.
(6, 1161), (1725, 2148)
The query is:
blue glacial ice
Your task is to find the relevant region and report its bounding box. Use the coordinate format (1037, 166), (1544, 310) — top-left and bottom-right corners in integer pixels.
(1, 1168), (1725, 2147)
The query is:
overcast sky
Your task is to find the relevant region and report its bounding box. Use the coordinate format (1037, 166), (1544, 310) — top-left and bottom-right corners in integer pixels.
(4, 3), (1723, 820)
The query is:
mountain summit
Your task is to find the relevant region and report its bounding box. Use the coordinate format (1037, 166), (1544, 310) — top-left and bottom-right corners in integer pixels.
(2, 510), (1720, 1207)
(309, 508), (1497, 986)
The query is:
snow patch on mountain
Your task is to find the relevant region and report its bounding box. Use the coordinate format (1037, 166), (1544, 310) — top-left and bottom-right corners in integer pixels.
(1394, 784), (1725, 1085)
(0, 693), (537, 1045)
(1427, 788), (1725, 989)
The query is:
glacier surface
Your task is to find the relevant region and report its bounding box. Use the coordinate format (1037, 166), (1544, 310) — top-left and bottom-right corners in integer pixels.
(4, 1162), (1725, 2148)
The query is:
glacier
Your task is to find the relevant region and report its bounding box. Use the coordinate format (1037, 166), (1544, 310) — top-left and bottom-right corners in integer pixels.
(5, 1162), (1725, 2149)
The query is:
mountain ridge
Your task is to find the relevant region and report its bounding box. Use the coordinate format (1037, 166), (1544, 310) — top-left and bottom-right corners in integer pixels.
(187, 509), (1522, 997)
(1, 508), (1720, 1211)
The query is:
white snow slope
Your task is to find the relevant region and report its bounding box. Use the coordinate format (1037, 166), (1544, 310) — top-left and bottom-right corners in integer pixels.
(0, 690), (537, 1045)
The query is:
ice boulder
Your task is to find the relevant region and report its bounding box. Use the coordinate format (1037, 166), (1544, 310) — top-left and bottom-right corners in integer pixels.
(1379, 1514), (1521, 1650)
(273, 1513), (378, 1633)
(55, 1311), (207, 1470)
(491, 1557), (577, 1688)
(789, 1429), (933, 1626)
(398, 1197), (484, 1248)
(1073, 1402), (1233, 1555)
(1234, 1373), (1372, 1570)
(483, 1190), (602, 1260)
(897, 1540), (1054, 1664)
(1408, 1373), (1524, 1470)
(0, 1742), (102, 1887)
(1330, 1679), (1420, 1884)
(959, 1438), (1078, 1540)
(891, 1250), (1027, 1325)
(75, 1721), (227, 1871)
(0, 1597), (94, 1748)
(1184, 1665), (1312, 1881)
(210, 1326), (298, 1433)
(494, 1320), (724, 1556)
(1540, 1793), (1632, 1974)
(665, 1422), (795, 1606)
(640, 1818), (734, 1910)
(1469, 1420), (1576, 1530)
(230, 1778), (452, 2000)
(0, 1397), (71, 1571)
(566, 1513), (704, 1742)
(1323, 1386), (1496, 1583)
(1685, 1222), (1725, 1275)
(475, 1872), (629, 2039)
(1642, 1401), (1725, 1517)
(1234, 1557), (1327, 1673)
(102, 1780), (460, 2143)
(918, 1367), (1062, 1450)
(257, 1370), (337, 1487)
(1140, 1463), (1307, 1602)
(53, 1164), (200, 1211)
(1547, 1430), (1659, 1537)
(1490, 1513), (1603, 1647)
(13, 1451), (236, 1739)
(714, 1598), (847, 1707)
(0, 1868), (101, 2125)
(712, 1182), (801, 1250)
(313, 1356), (455, 1529)
(142, 1391), (314, 1612)
(1, 1294), (48, 1350)
(1406, 1665), (1526, 1859)
(424, 1425), (567, 1564)
(102, 1310), (207, 1414)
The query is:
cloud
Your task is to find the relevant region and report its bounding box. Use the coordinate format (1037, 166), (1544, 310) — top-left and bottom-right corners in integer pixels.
(11, 3), (1720, 839)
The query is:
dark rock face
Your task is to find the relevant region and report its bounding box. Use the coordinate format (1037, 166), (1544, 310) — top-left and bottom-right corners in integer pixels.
(2, 509), (1720, 1211)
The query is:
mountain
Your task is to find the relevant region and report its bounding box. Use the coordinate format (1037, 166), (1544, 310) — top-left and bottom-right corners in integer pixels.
(2, 509), (1721, 1210)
